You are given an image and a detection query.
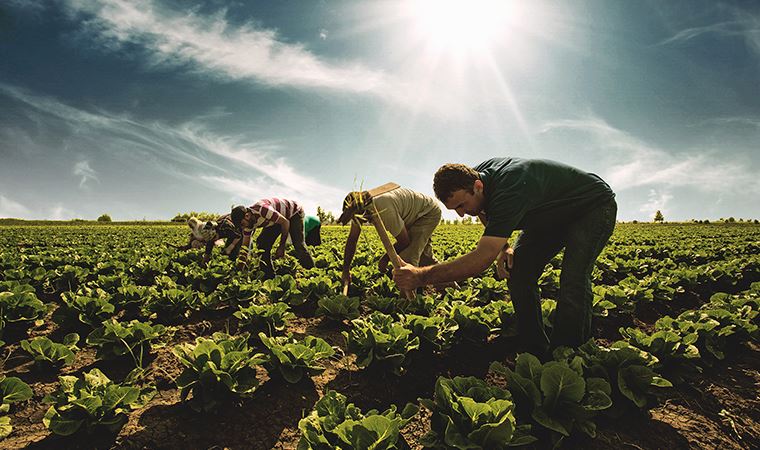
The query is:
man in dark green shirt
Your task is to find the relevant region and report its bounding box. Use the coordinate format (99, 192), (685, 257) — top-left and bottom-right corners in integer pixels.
(393, 157), (617, 356)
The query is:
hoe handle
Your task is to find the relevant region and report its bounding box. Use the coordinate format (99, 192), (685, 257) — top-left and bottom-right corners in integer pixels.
(369, 204), (413, 299)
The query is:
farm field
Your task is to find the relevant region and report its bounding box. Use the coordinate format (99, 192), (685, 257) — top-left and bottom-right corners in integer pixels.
(1, 223), (758, 449)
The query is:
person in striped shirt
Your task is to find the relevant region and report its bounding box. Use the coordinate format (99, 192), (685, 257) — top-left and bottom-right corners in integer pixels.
(230, 198), (315, 277)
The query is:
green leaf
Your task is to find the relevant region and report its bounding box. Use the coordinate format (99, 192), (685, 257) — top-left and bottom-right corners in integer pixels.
(0, 377), (33, 404)
(540, 363), (585, 410)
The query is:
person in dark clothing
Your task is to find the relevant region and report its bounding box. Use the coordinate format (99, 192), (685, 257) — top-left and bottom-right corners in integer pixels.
(176, 215), (242, 266)
(393, 157), (617, 356)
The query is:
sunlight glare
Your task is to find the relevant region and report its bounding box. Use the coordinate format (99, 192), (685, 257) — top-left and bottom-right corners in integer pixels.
(407, 0), (525, 54)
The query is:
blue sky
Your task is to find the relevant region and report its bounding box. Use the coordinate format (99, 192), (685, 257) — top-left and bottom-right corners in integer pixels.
(1, 0), (758, 221)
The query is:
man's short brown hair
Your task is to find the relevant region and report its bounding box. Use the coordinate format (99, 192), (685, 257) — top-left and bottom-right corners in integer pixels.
(433, 163), (480, 202)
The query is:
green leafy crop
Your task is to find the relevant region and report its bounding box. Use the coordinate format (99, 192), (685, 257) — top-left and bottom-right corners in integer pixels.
(173, 332), (266, 412)
(298, 390), (418, 450)
(42, 368), (155, 436)
(258, 332), (335, 383)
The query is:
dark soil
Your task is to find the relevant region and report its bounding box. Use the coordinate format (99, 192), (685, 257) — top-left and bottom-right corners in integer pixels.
(2, 302), (759, 450)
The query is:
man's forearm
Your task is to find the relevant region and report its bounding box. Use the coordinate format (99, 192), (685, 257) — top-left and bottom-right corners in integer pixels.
(418, 250), (493, 285)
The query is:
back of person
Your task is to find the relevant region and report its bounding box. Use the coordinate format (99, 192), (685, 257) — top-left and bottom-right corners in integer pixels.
(476, 157), (614, 236)
(249, 198), (304, 230)
(372, 188), (438, 234)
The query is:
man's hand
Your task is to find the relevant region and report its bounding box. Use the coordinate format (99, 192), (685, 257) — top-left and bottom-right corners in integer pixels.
(496, 246), (514, 280)
(274, 244), (286, 259)
(392, 256), (423, 291)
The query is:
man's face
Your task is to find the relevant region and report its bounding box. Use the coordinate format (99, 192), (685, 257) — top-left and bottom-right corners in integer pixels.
(444, 180), (485, 217)
(241, 210), (253, 228)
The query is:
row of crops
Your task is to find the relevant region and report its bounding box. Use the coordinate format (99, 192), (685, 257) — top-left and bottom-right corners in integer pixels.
(1, 223), (759, 448)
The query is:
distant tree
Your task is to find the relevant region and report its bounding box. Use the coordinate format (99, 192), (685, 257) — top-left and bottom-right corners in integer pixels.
(653, 210), (664, 223)
(632, 220), (638, 224)
(754, 219), (759, 224)
(727, 217), (736, 223)
(461, 217), (473, 225)
(316, 206), (336, 225)
(97, 214), (112, 222)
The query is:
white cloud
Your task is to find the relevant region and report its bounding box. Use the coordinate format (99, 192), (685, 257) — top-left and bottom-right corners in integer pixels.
(200, 175), (343, 216)
(49, 204), (78, 221)
(61, 0), (387, 93)
(539, 115), (760, 195)
(657, 10), (760, 56)
(638, 189), (673, 220)
(73, 160), (99, 188)
(0, 82), (344, 216)
(0, 194), (31, 219)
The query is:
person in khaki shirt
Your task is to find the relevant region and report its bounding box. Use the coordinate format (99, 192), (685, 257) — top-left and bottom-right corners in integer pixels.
(338, 187), (442, 287)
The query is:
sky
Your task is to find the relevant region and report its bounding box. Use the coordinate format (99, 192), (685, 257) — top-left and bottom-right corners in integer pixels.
(1, 0), (759, 222)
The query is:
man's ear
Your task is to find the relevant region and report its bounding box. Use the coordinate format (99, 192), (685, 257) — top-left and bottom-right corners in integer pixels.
(474, 179), (484, 194)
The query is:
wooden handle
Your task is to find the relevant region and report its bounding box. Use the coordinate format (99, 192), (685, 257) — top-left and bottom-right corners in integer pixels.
(369, 204), (413, 299)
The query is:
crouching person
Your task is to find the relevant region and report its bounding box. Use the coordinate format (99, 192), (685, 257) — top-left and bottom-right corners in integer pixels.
(338, 187), (441, 288)
(230, 198), (315, 278)
(180, 216), (242, 266)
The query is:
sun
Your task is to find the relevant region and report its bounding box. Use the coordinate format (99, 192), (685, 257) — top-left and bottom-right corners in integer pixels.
(405, 0), (526, 55)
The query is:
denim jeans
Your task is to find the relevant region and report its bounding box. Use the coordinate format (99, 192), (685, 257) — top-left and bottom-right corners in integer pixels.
(507, 199), (617, 355)
(256, 213), (315, 278)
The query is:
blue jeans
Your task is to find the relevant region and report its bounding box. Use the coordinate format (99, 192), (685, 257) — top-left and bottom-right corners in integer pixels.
(507, 199), (617, 355)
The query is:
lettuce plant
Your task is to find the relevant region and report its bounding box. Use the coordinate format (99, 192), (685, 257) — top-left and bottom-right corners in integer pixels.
(619, 325), (701, 383)
(490, 353), (612, 444)
(444, 301), (501, 344)
(364, 295), (399, 315)
(553, 340), (672, 417)
(234, 302), (294, 334)
(0, 375), (33, 439)
(419, 376), (535, 449)
(258, 332), (335, 383)
(20, 333), (80, 369)
(173, 332), (266, 412)
(0, 288), (46, 337)
(343, 312), (419, 375)
(141, 286), (199, 321)
(316, 295), (360, 322)
(54, 292), (115, 328)
(261, 275), (305, 306)
(299, 275), (339, 301)
(402, 314), (458, 352)
(297, 390), (418, 450)
(42, 368), (155, 436)
(86, 319), (166, 367)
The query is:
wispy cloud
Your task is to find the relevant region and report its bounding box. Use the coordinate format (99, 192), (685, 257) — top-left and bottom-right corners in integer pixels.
(0, 82), (343, 215)
(60, 0), (386, 92)
(539, 115), (760, 195)
(657, 9), (760, 56)
(0, 194), (31, 219)
(49, 204), (78, 221)
(73, 160), (99, 188)
(200, 175), (344, 215)
(638, 189), (673, 220)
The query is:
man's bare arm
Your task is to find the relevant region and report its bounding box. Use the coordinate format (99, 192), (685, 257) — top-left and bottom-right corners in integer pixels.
(393, 236), (504, 289)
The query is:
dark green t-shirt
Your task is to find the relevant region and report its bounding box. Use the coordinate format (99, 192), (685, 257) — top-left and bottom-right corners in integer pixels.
(476, 157), (615, 238)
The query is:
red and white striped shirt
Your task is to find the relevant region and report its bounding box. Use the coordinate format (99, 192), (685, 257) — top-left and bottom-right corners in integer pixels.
(244, 198), (303, 233)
